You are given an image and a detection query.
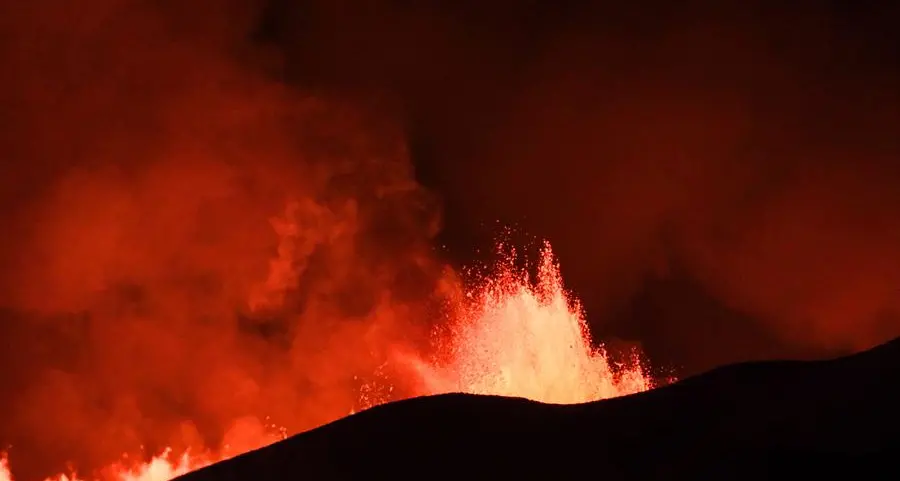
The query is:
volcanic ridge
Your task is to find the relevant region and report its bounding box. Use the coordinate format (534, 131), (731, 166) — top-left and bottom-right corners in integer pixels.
(175, 335), (900, 480)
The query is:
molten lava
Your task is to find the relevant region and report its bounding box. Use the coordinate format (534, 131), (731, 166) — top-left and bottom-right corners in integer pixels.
(1, 451), (207, 481)
(399, 241), (650, 403)
(1, 238), (652, 481)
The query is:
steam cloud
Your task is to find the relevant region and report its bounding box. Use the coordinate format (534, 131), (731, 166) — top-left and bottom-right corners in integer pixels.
(1, 1), (900, 479)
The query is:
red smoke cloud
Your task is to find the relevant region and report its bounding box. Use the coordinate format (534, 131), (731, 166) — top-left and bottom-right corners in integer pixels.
(0, 1), (445, 478)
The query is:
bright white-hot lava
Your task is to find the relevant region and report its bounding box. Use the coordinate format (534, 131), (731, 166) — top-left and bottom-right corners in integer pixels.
(1, 455), (11, 481)
(400, 241), (651, 403)
(1, 236), (653, 481)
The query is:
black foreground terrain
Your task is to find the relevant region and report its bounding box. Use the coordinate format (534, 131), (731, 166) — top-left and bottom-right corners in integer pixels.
(176, 337), (900, 480)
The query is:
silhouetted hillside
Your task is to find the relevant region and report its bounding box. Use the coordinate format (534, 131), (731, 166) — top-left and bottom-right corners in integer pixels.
(177, 337), (900, 480)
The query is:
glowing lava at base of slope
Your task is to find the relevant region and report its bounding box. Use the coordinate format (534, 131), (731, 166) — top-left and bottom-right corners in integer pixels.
(1, 241), (653, 481)
(0, 450), (215, 481)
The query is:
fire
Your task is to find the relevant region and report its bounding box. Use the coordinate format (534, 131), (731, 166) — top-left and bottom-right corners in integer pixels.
(1, 230), (652, 481)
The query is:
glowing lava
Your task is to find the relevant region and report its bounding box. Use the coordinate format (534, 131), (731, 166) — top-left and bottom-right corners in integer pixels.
(0, 451), (207, 481)
(400, 241), (651, 403)
(1, 241), (652, 481)
(1, 455), (10, 481)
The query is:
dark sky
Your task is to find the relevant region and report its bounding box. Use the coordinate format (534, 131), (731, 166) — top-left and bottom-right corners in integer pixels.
(260, 0), (900, 370)
(1, 1), (900, 478)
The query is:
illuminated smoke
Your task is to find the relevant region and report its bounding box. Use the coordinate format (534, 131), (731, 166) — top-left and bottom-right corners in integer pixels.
(0, 236), (650, 481)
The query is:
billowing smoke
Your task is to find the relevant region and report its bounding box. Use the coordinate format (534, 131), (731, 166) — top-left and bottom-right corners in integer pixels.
(0, 1), (447, 478)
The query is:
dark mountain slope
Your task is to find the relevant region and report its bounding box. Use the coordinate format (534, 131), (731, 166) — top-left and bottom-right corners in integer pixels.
(177, 337), (900, 480)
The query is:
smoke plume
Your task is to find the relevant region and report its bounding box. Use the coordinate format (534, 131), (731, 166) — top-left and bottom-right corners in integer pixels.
(0, 1), (445, 478)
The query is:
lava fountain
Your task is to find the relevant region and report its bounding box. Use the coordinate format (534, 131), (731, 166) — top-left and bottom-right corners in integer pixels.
(396, 241), (651, 403)
(1, 240), (652, 481)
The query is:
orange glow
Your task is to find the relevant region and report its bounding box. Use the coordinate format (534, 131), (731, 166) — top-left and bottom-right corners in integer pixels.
(1, 215), (652, 481)
(1, 455), (10, 481)
(4, 450), (212, 481)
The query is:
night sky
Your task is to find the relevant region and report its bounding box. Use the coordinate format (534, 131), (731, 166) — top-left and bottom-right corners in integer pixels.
(259, 0), (900, 372)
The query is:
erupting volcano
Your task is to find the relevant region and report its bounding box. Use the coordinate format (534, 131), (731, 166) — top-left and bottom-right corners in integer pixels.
(0, 233), (652, 481)
(5, 1), (899, 479)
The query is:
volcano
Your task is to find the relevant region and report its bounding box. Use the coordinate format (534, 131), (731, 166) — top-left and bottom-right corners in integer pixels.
(173, 336), (900, 480)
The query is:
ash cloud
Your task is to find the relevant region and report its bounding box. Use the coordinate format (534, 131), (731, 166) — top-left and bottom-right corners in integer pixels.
(0, 1), (445, 478)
